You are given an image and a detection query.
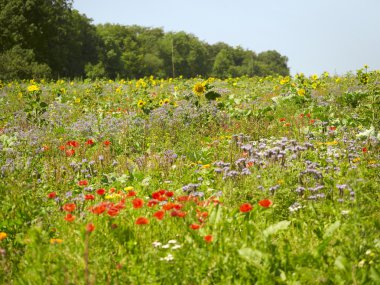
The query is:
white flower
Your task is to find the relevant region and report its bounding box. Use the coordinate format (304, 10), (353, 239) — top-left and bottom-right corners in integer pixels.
(160, 254), (174, 261)
(152, 241), (162, 248)
(172, 244), (182, 250)
(168, 240), (177, 244)
(162, 244), (170, 249)
(341, 210), (350, 215)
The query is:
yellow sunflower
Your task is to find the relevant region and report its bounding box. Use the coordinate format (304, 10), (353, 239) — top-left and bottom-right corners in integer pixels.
(193, 82), (206, 96)
(137, 99), (146, 108)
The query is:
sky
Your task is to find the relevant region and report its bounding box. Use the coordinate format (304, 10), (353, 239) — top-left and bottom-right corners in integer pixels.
(73, 0), (380, 76)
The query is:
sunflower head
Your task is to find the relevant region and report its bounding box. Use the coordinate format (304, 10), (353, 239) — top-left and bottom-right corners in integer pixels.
(193, 82), (206, 96)
(137, 99), (146, 108)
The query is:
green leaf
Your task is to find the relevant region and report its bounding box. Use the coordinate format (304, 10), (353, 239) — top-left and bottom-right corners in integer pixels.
(238, 247), (264, 267)
(323, 220), (341, 239)
(205, 91), (221, 100)
(263, 220), (291, 237)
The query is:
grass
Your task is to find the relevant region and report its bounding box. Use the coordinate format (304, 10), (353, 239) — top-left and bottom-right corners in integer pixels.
(0, 71), (379, 284)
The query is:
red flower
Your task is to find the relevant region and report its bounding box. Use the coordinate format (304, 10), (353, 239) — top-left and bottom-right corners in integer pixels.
(67, 140), (80, 147)
(152, 192), (161, 200)
(91, 204), (106, 215)
(165, 191), (174, 197)
(329, 126), (336, 131)
(153, 210), (165, 220)
(65, 149), (75, 156)
(85, 194), (95, 201)
(190, 223), (201, 230)
(48, 192), (57, 199)
(310, 119), (315, 124)
(86, 223), (95, 232)
(204, 235), (213, 243)
(103, 140), (111, 146)
(85, 139), (94, 146)
(59, 145), (66, 151)
(147, 200), (158, 207)
(127, 190), (136, 197)
(306, 113), (311, 118)
(96, 188), (106, 195)
(240, 203), (253, 213)
(279, 118), (286, 122)
(63, 203), (76, 212)
(64, 213), (76, 222)
(132, 198), (144, 209)
(258, 199), (273, 208)
(158, 189), (166, 195)
(107, 207), (119, 217)
(362, 147), (368, 153)
(78, 180), (88, 186)
(135, 217), (149, 225)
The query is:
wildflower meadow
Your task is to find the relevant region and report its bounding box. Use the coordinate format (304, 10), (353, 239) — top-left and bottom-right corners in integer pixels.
(0, 68), (380, 284)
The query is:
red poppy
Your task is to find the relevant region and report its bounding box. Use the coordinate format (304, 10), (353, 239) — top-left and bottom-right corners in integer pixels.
(91, 204), (106, 215)
(153, 210), (165, 220)
(152, 192), (161, 200)
(362, 147), (368, 153)
(96, 188), (106, 195)
(306, 113), (311, 118)
(85, 194), (95, 201)
(86, 223), (95, 232)
(64, 213), (76, 222)
(329, 126), (337, 131)
(48, 192), (57, 199)
(247, 161), (254, 168)
(65, 149), (75, 156)
(310, 119), (315, 124)
(107, 207), (119, 217)
(59, 145), (66, 151)
(171, 210), (186, 218)
(284, 123), (291, 127)
(85, 139), (94, 146)
(63, 203), (76, 212)
(78, 180), (88, 186)
(239, 203), (253, 213)
(258, 199), (273, 208)
(67, 140), (80, 147)
(132, 198), (144, 209)
(279, 118), (286, 122)
(165, 191), (174, 197)
(127, 190), (136, 197)
(147, 200), (158, 207)
(163, 202), (175, 211)
(190, 223), (201, 230)
(299, 113), (304, 118)
(135, 217), (149, 225)
(204, 235), (213, 243)
(158, 189), (166, 195)
(103, 140), (111, 146)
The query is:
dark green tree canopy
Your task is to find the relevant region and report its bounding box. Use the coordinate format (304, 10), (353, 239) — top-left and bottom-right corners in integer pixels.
(0, 0), (290, 80)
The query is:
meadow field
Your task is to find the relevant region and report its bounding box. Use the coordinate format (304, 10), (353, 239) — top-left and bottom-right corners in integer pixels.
(0, 68), (379, 284)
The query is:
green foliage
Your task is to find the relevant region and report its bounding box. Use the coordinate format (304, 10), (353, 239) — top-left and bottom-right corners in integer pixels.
(0, 46), (51, 80)
(0, 0), (290, 80)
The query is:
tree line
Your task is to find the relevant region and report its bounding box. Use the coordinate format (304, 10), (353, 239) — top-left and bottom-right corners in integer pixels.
(0, 0), (290, 80)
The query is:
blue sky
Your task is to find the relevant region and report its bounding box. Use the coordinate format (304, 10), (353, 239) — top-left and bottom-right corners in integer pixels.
(73, 0), (380, 76)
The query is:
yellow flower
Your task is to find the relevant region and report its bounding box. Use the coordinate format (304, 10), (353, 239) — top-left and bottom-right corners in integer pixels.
(0, 232), (7, 241)
(27, 85), (40, 92)
(50, 238), (63, 244)
(159, 100), (164, 106)
(311, 74), (319, 81)
(137, 99), (146, 108)
(280, 76), (290, 85)
(74, 98), (81, 104)
(193, 82), (206, 96)
(201, 164), (211, 169)
(297, 88), (306, 96)
(163, 98), (170, 104)
(124, 186), (134, 191)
